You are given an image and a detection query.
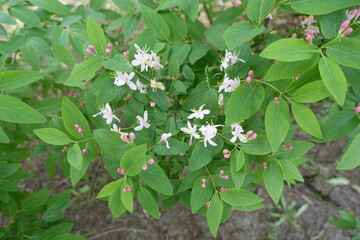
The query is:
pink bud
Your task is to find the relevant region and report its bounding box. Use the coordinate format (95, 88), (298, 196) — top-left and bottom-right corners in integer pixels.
(79, 101), (85, 107)
(224, 154), (230, 159)
(129, 132), (135, 142)
(354, 106), (360, 113)
(291, 33), (297, 38)
(122, 187), (127, 192)
(123, 50), (129, 58)
(231, 0), (236, 5)
(356, 7), (360, 19)
(142, 163), (148, 170)
(88, 45), (96, 51)
(74, 124), (81, 129)
(116, 27), (122, 33)
(123, 94), (131, 101)
(201, 183), (206, 188)
(179, 153), (185, 156)
(66, 67), (72, 71)
(126, 186), (132, 192)
(201, 178), (207, 183)
(274, 97), (279, 101)
(107, 43), (113, 50)
(82, 149), (88, 154)
(105, 48), (111, 55)
(342, 28), (353, 36)
(246, 130), (254, 136)
(339, 20), (351, 32)
(120, 134), (129, 143)
(86, 48), (95, 56)
(306, 34), (313, 43)
(235, 0), (242, 7)
(349, 9), (358, 17)
(205, 202), (210, 208)
(262, 162), (267, 166)
(61, 146), (68, 152)
(117, 168), (126, 174)
(284, 142), (291, 147)
(308, 30), (315, 36)
(246, 76), (252, 83)
(136, 115), (141, 120)
(222, 175), (229, 180)
(250, 133), (257, 140)
(219, 170), (225, 175)
(248, 70), (254, 78)
(274, 100), (279, 104)
(148, 159), (154, 164)
(150, 101), (156, 107)
(80, 79), (87, 82)
(115, 41), (119, 47)
(263, 165), (267, 169)
(222, 149), (229, 155)
(78, 128), (84, 135)
(295, 75), (301, 79)
(171, 77), (176, 80)
(221, 187), (228, 191)
(286, 146), (293, 151)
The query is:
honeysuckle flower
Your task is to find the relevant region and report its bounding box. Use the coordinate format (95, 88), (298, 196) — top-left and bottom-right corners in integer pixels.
(300, 16), (319, 35)
(131, 44), (151, 72)
(93, 103), (120, 125)
(218, 74), (241, 93)
(188, 104), (210, 120)
(218, 93), (224, 107)
(199, 124), (222, 147)
(230, 123), (248, 143)
(160, 133), (172, 149)
(149, 51), (163, 70)
(150, 79), (165, 91)
(136, 79), (148, 93)
(134, 110), (150, 131)
(220, 50), (245, 71)
(114, 72), (137, 90)
(346, 9), (358, 20)
(180, 121), (200, 145)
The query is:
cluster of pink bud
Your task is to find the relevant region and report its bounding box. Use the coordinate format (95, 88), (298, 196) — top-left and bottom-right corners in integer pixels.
(106, 43), (112, 55)
(201, 178), (207, 188)
(262, 162), (267, 169)
(274, 97), (279, 104)
(123, 50), (129, 58)
(80, 79), (87, 82)
(86, 45), (97, 56)
(117, 168), (126, 175)
(122, 186), (132, 192)
(142, 158), (155, 170)
(65, 67), (72, 71)
(150, 101), (156, 107)
(284, 142), (293, 151)
(246, 70), (254, 83)
(354, 103), (360, 113)
(246, 130), (257, 140)
(123, 94), (131, 101)
(121, 132), (136, 143)
(74, 124), (84, 135)
(205, 202), (211, 208)
(179, 153), (185, 156)
(339, 20), (353, 36)
(61, 146), (68, 152)
(222, 149), (230, 159)
(219, 170), (229, 180)
(231, 0), (242, 7)
(82, 149), (88, 154)
(171, 77), (176, 81)
(290, 19), (298, 26)
(220, 187), (228, 192)
(305, 30), (315, 43)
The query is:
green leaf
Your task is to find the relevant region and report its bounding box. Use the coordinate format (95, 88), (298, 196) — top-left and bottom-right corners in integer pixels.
(330, 219), (357, 230)
(263, 161), (283, 204)
(265, 99), (289, 152)
(87, 17), (107, 53)
(61, 97), (92, 139)
(247, 0), (276, 23)
(64, 59), (103, 88)
(230, 150), (245, 188)
(178, 169), (205, 192)
(223, 23), (265, 50)
(97, 179), (123, 199)
(290, 0), (359, 15)
(318, 56), (347, 106)
(141, 4), (170, 41)
(120, 144), (147, 176)
(67, 143), (82, 170)
(9, 5), (41, 28)
(207, 195), (223, 237)
(103, 54), (132, 73)
(189, 43), (210, 65)
(147, 89), (168, 111)
(138, 186), (160, 219)
(226, 83), (265, 124)
(260, 39), (318, 62)
(264, 54), (319, 81)
(34, 128), (74, 146)
(108, 188), (126, 218)
(273, 141), (314, 161)
(240, 135), (272, 155)
(173, 80), (187, 93)
(121, 179), (133, 212)
(0, 94), (46, 123)
(22, 189), (51, 211)
(317, 10), (347, 39)
(291, 80), (330, 103)
(28, 0), (70, 15)
(291, 102), (323, 139)
(0, 70), (44, 90)
(191, 177), (214, 213)
(53, 44), (76, 68)
(189, 137), (223, 171)
(21, 43), (40, 70)
(90, 0), (105, 10)
(94, 129), (131, 159)
(326, 38), (360, 70)
(280, 159), (304, 183)
(182, 0), (199, 21)
(154, 138), (189, 155)
(0, 128), (9, 144)
(219, 188), (264, 206)
(139, 162), (173, 195)
(0, 162), (21, 178)
(0, 13), (16, 25)
(336, 133), (360, 170)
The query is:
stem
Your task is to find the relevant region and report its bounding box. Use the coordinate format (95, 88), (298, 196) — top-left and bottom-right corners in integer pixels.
(203, 1), (213, 25)
(204, 166), (217, 191)
(76, 137), (95, 143)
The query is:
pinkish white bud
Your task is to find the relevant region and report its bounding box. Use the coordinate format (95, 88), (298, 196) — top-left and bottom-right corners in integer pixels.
(136, 115), (141, 120)
(222, 175), (229, 180)
(219, 170), (225, 175)
(66, 67), (72, 71)
(116, 27), (122, 33)
(221, 187), (228, 191)
(105, 48), (111, 55)
(86, 48), (95, 56)
(205, 202), (210, 208)
(120, 134), (129, 143)
(179, 153), (185, 156)
(223, 149), (229, 154)
(342, 28), (353, 36)
(123, 50), (129, 58)
(224, 154), (230, 159)
(286, 146), (293, 151)
(82, 149), (88, 154)
(349, 9), (358, 17)
(107, 43), (113, 50)
(308, 30), (315, 36)
(115, 41), (119, 47)
(291, 33), (297, 38)
(62, 146), (68, 152)
(88, 45), (96, 51)
(142, 163), (148, 170)
(248, 70), (254, 78)
(284, 142), (291, 147)
(129, 132), (135, 142)
(123, 94), (131, 101)
(274, 100), (279, 105)
(122, 187), (127, 192)
(246, 130), (254, 136)
(150, 101), (156, 107)
(117, 168), (126, 174)
(246, 76), (252, 83)
(306, 34), (313, 43)
(354, 106), (360, 113)
(201, 183), (206, 188)
(274, 97), (279, 101)
(74, 124), (81, 129)
(126, 186), (132, 192)
(339, 20), (351, 32)
(80, 79), (87, 82)
(262, 162), (267, 166)
(235, 0), (242, 7)
(148, 159), (155, 164)
(263, 165), (267, 169)
(250, 133), (257, 140)
(201, 178), (207, 183)
(78, 128), (84, 135)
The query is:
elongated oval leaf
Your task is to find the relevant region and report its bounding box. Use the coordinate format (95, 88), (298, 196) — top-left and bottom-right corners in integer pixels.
(64, 59), (103, 88)
(138, 186), (160, 219)
(207, 195), (223, 237)
(336, 133), (360, 170)
(223, 23), (265, 50)
(219, 188), (264, 206)
(291, 102), (323, 139)
(94, 129), (131, 158)
(247, 0), (276, 23)
(191, 177), (214, 213)
(67, 143), (82, 170)
(9, 5), (41, 28)
(189, 137), (223, 171)
(263, 161), (283, 204)
(28, 0), (70, 15)
(139, 163), (173, 195)
(291, 80), (330, 103)
(34, 128), (74, 145)
(87, 17), (107, 53)
(326, 38), (360, 70)
(97, 179), (123, 199)
(290, 0), (359, 15)
(120, 144), (147, 176)
(141, 4), (170, 41)
(0, 70), (44, 90)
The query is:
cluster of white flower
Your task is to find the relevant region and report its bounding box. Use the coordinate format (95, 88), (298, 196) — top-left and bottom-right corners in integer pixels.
(300, 15), (319, 35)
(113, 71), (148, 93)
(220, 50), (245, 71)
(93, 103), (120, 125)
(180, 120), (222, 148)
(218, 74), (241, 93)
(131, 44), (163, 72)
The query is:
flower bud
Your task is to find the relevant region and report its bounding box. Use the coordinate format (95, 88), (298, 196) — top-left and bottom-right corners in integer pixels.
(66, 67), (72, 71)
(262, 162), (267, 166)
(201, 178), (207, 183)
(123, 50), (129, 58)
(222, 175), (229, 180)
(222, 149), (229, 155)
(205, 202), (211, 208)
(126, 186), (132, 192)
(82, 149), (88, 154)
(117, 168), (126, 174)
(129, 132), (135, 142)
(339, 20), (351, 32)
(62, 146), (68, 152)
(105, 48), (111, 55)
(250, 133), (257, 140)
(107, 43), (113, 50)
(308, 30), (315, 36)
(291, 33), (297, 38)
(179, 153), (185, 156)
(120, 134), (129, 143)
(354, 106), (360, 113)
(306, 34), (313, 43)
(80, 79), (87, 82)
(74, 124), (81, 129)
(142, 163), (148, 170)
(246, 130), (254, 136)
(201, 183), (206, 188)
(88, 45), (96, 52)
(342, 28), (353, 36)
(224, 154), (230, 159)
(219, 170), (225, 175)
(123, 94), (131, 101)
(148, 159), (155, 164)
(115, 41), (119, 47)
(286, 145), (293, 151)
(248, 70), (254, 78)
(150, 101), (156, 107)
(246, 76), (252, 83)
(86, 48), (95, 56)
(221, 187), (228, 191)
(122, 187), (127, 192)
(284, 142), (291, 147)
(78, 128), (84, 135)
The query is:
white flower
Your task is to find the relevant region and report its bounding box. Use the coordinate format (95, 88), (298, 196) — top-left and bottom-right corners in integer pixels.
(188, 104), (210, 120)
(150, 79), (165, 91)
(301, 16), (319, 35)
(220, 50), (245, 71)
(114, 72), (137, 90)
(180, 121), (200, 145)
(93, 103), (120, 125)
(218, 74), (241, 93)
(149, 51), (163, 70)
(199, 124), (222, 147)
(134, 110), (150, 131)
(230, 123), (248, 143)
(218, 93), (224, 107)
(136, 79), (148, 93)
(160, 133), (172, 149)
(110, 123), (128, 134)
(131, 44), (163, 72)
